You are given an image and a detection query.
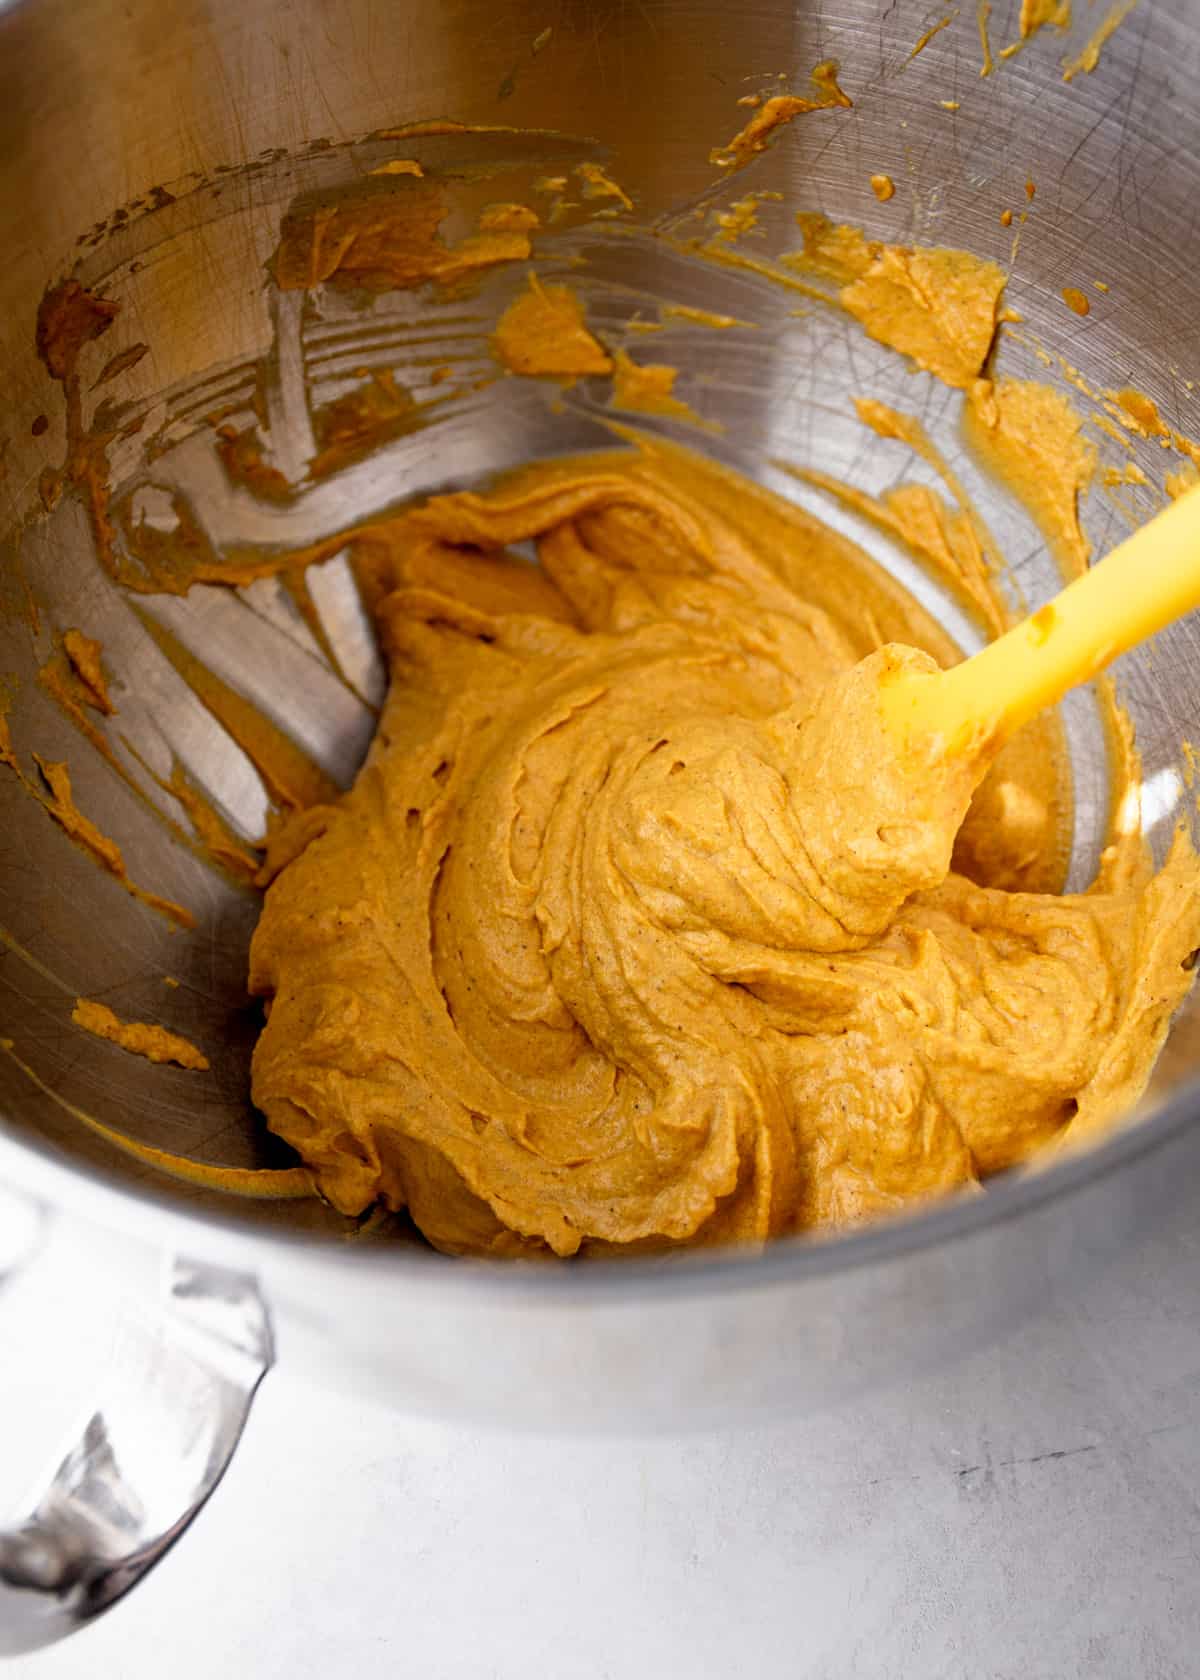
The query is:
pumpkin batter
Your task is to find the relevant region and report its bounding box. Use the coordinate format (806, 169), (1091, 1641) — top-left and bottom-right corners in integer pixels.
(248, 434), (1200, 1258)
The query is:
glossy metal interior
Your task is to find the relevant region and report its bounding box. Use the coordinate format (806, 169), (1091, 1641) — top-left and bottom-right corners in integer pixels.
(2, 0), (1200, 1423)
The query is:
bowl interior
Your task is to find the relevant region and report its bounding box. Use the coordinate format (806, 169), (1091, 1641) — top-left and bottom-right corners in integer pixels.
(2, 0), (1200, 1259)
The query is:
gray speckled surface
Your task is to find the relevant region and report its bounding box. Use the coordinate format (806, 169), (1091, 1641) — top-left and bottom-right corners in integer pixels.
(5, 1195), (1199, 1679)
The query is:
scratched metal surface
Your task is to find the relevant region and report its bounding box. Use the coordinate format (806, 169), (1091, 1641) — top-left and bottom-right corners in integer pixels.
(0, 0), (1198, 1248)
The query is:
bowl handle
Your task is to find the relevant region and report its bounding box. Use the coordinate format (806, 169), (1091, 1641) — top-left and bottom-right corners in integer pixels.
(0, 1251), (272, 1654)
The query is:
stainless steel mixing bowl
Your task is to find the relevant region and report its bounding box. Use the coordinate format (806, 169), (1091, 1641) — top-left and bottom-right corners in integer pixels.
(2, 0), (1200, 1635)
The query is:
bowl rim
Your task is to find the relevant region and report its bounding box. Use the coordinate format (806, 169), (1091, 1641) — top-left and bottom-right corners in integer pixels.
(2, 1074), (1197, 1302)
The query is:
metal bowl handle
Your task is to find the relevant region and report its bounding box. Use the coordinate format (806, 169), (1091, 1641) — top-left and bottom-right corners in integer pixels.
(0, 1249), (273, 1655)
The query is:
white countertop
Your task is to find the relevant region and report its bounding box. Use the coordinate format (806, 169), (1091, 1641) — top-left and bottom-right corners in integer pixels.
(4, 1203), (1200, 1679)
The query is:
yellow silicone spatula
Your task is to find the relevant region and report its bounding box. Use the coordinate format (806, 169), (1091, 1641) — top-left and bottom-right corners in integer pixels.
(882, 482), (1200, 759)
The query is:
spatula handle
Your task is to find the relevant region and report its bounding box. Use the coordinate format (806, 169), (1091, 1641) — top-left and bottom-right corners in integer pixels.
(884, 484), (1200, 754)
